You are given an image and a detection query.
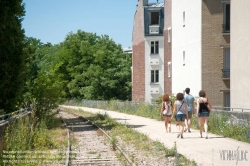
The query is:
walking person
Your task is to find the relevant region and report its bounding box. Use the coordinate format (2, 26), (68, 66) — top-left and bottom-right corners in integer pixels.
(196, 90), (212, 139)
(160, 93), (173, 133)
(184, 88), (195, 133)
(172, 93), (188, 139)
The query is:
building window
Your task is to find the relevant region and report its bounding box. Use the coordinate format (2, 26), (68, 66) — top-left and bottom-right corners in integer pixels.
(222, 48), (230, 78)
(183, 51), (185, 66)
(223, 92), (230, 108)
(168, 62), (171, 78)
(151, 12), (159, 25)
(223, 48), (230, 69)
(223, 4), (230, 32)
(167, 27), (171, 42)
(151, 41), (159, 54)
(183, 11), (185, 27)
(151, 70), (159, 83)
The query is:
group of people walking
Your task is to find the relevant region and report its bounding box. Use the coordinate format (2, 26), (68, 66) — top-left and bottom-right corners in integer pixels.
(160, 88), (212, 139)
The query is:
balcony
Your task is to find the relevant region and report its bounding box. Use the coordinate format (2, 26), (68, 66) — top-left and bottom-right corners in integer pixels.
(222, 69), (230, 79)
(222, 24), (230, 34)
(150, 87), (159, 94)
(149, 25), (160, 34)
(150, 58), (159, 65)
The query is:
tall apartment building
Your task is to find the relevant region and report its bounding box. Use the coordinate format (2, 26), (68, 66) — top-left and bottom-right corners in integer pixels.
(132, 0), (165, 102)
(132, 0), (230, 107)
(171, 0), (230, 106)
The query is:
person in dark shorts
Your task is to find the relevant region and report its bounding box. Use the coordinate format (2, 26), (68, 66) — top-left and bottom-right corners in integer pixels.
(172, 93), (188, 139)
(160, 93), (173, 133)
(184, 88), (195, 133)
(196, 90), (212, 139)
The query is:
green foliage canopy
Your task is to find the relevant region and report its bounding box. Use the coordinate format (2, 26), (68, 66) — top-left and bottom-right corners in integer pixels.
(0, 0), (26, 112)
(21, 30), (131, 118)
(60, 30), (131, 100)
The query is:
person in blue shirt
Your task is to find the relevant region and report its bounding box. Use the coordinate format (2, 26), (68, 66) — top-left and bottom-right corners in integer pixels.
(184, 88), (195, 133)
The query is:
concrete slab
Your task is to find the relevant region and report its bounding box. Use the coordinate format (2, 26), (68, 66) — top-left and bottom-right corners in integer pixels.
(61, 105), (250, 166)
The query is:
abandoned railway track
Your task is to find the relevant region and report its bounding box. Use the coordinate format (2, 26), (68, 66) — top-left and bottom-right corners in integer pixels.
(59, 110), (133, 166)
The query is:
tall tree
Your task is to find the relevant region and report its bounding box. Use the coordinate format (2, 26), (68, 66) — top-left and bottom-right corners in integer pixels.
(22, 38), (65, 118)
(0, 0), (26, 112)
(62, 30), (131, 100)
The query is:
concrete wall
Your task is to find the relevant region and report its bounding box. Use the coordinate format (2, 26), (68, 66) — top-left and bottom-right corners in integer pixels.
(172, 0), (202, 96)
(132, 0), (145, 102)
(231, 0), (250, 108)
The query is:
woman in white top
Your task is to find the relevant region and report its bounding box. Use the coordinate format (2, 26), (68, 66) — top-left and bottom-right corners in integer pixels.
(160, 93), (173, 133)
(172, 93), (189, 139)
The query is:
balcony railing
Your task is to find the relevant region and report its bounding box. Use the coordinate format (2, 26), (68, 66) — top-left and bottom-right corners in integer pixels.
(222, 24), (230, 33)
(222, 69), (230, 78)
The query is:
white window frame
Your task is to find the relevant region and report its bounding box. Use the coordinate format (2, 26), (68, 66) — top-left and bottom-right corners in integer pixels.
(150, 11), (160, 25)
(183, 51), (185, 66)
(183, 11), (185, 27)
(167, 27), (171, 43)
(151, 70), (159, 83)
(150, 41), (159, 54)
(168, 62), (171, 78)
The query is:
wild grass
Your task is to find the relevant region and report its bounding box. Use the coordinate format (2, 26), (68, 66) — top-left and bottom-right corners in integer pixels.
(0, 112), (68, 166)
(191, 111), (250, 143)
(63, 107), (196, 166)
(68, 99), (250, 143)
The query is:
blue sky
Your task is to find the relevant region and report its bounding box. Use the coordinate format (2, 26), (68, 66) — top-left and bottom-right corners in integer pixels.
(22, 0), (140, 48)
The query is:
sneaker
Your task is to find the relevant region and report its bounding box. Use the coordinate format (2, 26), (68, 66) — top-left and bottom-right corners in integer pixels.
(199, 133), (202, 138)
(169, 127), (171, 133)
(205, 136), (208, 139)
(181, 135), (183, 139)
(184, 127), (187, 132)
(188, 130), (191, 133)
(177, 133), (180, 138)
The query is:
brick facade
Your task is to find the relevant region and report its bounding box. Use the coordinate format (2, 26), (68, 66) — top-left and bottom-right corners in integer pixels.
(132, 0), (145, 102)
(201, 0), (230, 106)
(164, 0), (172, 95)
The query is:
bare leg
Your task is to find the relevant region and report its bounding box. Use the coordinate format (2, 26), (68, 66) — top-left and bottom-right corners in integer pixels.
(164, 117), (168, 131)
(180, 122), (184, 138)
(167, 117), (171, 132)
(198, 118), (204, 137)
(176, 122), (181, 138)
(204, 117), (208, 138)
(187, 118), (191, 131)
(184, 119), (188, 131)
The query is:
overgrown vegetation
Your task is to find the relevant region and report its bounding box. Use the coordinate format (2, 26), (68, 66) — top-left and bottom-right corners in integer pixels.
(68, 99), (250, 143)
(63, 108), (196, 166)
(0, 112), (68, 165)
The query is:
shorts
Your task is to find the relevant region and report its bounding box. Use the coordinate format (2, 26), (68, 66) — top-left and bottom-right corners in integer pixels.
(198, 112), (209, 117)
(176, 114), (186, 122)
(163, 114), (172, 118)
(188, 111), (193, 119)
